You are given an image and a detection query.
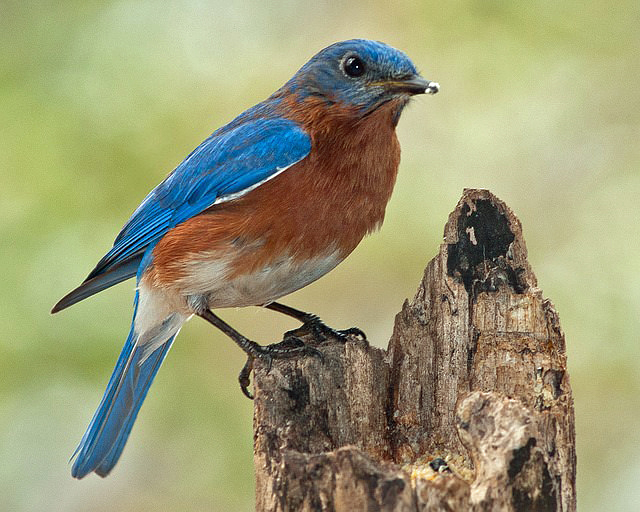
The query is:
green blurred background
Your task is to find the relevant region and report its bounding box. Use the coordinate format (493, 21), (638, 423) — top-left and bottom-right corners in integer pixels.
(2, 0), (638, 510)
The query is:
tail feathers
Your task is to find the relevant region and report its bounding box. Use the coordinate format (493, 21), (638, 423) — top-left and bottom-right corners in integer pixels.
(71, 302), (179, 479)
(94, 341), (173, 478)
(52, 256), (141, 314)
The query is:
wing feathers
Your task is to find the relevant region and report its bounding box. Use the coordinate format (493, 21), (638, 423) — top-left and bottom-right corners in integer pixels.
(52, 256), (142, 313)
(53, 116), (310, 309)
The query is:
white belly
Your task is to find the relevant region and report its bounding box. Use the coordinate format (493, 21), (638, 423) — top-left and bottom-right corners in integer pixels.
(174, 249), (344, 309)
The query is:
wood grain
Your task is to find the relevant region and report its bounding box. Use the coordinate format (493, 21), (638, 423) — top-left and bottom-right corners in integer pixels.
(253, 189), (576, 511)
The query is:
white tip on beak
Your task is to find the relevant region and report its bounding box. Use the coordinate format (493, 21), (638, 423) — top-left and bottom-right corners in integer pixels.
(426, 81), (440, 95)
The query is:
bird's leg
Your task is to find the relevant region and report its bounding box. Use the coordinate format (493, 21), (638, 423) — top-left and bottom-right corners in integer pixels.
(198, 309), (321, 399)
(265, 302), (367, 343)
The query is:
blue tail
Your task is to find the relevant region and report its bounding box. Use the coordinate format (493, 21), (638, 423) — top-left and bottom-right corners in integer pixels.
(71, 293), (177, 478)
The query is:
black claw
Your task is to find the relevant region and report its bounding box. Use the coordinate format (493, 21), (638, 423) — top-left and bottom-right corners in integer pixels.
(270, 335), (306, 350)
(341, 327), (367, 340)
(262, 339), (323, 361)
(198, 308), (330, 399)
(264, 353), (274, 374)
(265, 302), (366, 344)
(237, 337), (324, 399)
(239, 357), (255, 399)
(290, 316), (367, 344)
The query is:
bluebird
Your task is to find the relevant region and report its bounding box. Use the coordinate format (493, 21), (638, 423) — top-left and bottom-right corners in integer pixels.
(52, 39), (439, 479)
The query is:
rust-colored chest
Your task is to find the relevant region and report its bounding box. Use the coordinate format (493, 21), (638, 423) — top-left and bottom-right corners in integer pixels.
(234, 97), (403, 259)
(150, 98), (403, 284)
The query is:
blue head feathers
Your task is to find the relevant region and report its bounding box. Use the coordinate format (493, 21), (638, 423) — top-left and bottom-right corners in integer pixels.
(283, 39), (436, 114)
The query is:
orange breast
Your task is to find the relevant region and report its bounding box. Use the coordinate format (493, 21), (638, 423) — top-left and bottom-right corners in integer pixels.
(147, 96), (402, 291)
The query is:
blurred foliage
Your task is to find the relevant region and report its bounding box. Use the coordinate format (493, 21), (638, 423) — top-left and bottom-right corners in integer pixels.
(1, 0), (639, 510)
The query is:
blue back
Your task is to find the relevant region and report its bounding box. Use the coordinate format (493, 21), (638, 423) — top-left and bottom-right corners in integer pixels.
(88, 116), (311, 280)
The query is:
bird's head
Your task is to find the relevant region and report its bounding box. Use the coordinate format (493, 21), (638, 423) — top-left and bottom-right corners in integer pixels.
(284, 39), (439, 118)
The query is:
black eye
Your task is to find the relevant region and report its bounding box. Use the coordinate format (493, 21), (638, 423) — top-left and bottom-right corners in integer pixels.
(343, 55), (366, 78)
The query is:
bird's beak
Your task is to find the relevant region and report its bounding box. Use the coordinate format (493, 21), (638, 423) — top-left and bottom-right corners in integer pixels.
(381, 76), (440, 96)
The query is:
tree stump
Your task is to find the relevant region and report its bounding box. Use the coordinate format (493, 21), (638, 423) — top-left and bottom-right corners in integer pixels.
(252, 189), (576, 511)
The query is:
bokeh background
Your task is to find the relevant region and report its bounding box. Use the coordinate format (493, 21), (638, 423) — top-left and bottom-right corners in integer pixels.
(2, 1), (638, 510)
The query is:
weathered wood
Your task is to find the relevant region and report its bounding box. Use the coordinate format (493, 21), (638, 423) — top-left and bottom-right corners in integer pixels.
(253, 189), (576, 511)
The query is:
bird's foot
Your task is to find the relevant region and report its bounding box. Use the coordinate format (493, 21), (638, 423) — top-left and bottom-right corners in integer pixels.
(283, 314), (367, 344)
(198, 308), (325, 399)
(238, 336), (322, 399)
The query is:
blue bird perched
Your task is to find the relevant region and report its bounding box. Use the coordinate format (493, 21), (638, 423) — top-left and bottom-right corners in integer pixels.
(52, 39), (439, 479)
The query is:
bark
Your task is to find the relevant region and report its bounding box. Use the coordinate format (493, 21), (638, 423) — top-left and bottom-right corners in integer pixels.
(253, 189), (576, 511)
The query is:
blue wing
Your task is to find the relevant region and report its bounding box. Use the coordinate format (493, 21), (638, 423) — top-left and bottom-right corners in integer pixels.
(94, 117), (311, 277)
(52, 117), (310, 313)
